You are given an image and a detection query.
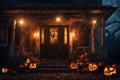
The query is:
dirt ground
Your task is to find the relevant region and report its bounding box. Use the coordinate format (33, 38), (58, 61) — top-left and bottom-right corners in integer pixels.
(0, 72), (120, 80)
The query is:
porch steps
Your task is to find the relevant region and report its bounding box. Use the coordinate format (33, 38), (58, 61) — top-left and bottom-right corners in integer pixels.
(37, 60), (72, 72)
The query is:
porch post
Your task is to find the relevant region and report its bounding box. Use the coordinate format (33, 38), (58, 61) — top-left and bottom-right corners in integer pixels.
(9, 19), (16, 58)
(101, 18), (104, 49)
(91, 20), (96, 53)
(100, 18), (105, 56)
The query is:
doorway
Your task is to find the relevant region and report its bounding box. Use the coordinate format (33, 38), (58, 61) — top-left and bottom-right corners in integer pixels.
(40, 25), (69, 60)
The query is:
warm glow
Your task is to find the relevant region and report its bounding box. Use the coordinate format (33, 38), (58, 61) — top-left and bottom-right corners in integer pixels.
(14, 20), (17, 27)
(26, 58), (30, 64)
(49, 28), (58, 44)
(56, 17), (61, 22)
(64, 28), (67, 44)
(88, 63), (98, 72)
(2, 67), (8, 73)
(34, 32), (39, 38)
(18, 19), (24, 25)
(104, 66), (116, 76)
(92, 20), (96, 24)
(72, 31), (77, 41)
(72, 32), (76, 38)
(70, 63), (78, 70)
(41, 28), (44, 44)
(29, 63), (37, 69)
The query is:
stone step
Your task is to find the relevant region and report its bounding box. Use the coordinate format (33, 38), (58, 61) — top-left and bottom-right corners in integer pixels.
(40, 60), (70, 65)
(34, 67), (72, 72)
(39, 65), (69, 68)
(35, 60), (71, 72)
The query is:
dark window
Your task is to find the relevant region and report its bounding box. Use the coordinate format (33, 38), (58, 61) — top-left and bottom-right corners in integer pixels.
(0, 24), (8, 46)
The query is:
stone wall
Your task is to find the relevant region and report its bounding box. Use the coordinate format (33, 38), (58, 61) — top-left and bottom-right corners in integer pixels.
(102, 0), (120, 63)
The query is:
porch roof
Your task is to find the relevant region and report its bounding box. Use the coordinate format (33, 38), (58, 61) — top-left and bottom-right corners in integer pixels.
(0, 4), (117, 20)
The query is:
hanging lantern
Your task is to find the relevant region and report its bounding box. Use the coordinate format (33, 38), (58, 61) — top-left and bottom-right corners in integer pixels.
(88, 63), (98, 72)
(104, 66), (116, 76)
(1, 67), (8, 73)
(29, 63), (37, 69)
(70, 63), (78, 70)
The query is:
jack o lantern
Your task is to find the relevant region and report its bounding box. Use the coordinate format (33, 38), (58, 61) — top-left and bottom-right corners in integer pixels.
(29, 63), (37, 69)
(26, 58), (30, 64)
(70, 63), (78, 70)
(104, 66), (116, 76)
(88, 63), (98, 72)
(1, 67), (8, 73)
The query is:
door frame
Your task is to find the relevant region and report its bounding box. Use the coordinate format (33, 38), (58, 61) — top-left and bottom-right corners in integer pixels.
(40, 25), (69, 60)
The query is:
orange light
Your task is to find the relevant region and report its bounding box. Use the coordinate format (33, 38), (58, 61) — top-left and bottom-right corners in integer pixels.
(34, 32), (39, 38)
(72, 32), (76, 38)
(2, 67), (8, 73)
(56, 17), (61, 22)
(92, 20), (96, 24)
(18, 19), (24, 25)
(29, 63), (37, 69)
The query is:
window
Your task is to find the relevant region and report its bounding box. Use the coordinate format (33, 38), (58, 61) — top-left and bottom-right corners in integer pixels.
(41, 28), (44, 44)
(64, 27), (67, 44)
(49, 28), (58, 44)
(0, 24), (8, 46)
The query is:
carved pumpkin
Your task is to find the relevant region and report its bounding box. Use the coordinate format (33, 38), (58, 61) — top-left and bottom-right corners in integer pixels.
(26, 58), (30, 64)
(88, 63), (98, 72)
(70, 63), (78, 70)
(1, 67), (8, 73)
(29, 63), (37, 69)
(104, 66), (116, 76)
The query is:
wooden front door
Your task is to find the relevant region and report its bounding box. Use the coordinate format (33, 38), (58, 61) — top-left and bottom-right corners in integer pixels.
(40, 25), (69, 60)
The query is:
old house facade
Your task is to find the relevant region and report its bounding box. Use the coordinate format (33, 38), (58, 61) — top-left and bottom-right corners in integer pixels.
(0, 0), (116, 65)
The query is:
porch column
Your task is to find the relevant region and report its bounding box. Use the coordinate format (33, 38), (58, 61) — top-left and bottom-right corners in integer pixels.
(101, 18), (104, 49)
(9, 19), (16, 58)
(91, 20), (96, 53)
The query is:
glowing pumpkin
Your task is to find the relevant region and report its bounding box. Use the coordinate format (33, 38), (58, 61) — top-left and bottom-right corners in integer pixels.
(29, 63), (37, 69)
(26, 58), (30, 64)
(1, 67), (8, 73)
(70, 63), (78, 70)
(104, 66), (116, 76)
(88, 63), (98, 72)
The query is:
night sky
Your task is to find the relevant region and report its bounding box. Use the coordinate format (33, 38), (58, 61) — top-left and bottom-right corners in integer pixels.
(0, 0), (101, 4)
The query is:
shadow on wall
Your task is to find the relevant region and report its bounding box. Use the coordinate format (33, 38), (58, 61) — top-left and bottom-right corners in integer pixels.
(104, 39), (120, 64)
(108, 41), (120, 64)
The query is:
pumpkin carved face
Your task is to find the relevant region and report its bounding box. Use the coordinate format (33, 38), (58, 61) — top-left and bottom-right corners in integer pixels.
(88, 63), (98, 72)
(70, 63), (78, 70)
(1, 67), (8, 73)
(29, 63), (37, 69)
(104, 66), (116, 76)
